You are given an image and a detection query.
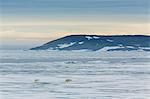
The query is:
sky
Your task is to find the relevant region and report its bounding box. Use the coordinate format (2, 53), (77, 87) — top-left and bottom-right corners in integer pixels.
(0, 0), (150, 49)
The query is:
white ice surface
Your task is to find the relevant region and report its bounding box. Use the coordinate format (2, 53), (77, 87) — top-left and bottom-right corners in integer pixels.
(0, 50), (150, 99)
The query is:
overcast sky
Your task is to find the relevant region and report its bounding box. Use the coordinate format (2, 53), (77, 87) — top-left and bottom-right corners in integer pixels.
(0, 0), (150, 49)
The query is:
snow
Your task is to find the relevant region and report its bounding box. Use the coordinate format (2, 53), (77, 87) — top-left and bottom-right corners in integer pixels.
(58, 42), (76, 48)
(78, 41), (84, 44)
(126, 46), (135, 48)
(85, 36), (100, 40)
(107, 39), (113, 42)
(99, 46), (124, 51)
(0, 50), (150, 99)
(93, 36), (100, 39)
(140, 47), (150, 49)
(85, 36), (93, 40)
(118, 44), (123, 47)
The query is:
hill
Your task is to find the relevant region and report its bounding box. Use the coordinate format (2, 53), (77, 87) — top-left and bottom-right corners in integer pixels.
(30, 35), (150, 51)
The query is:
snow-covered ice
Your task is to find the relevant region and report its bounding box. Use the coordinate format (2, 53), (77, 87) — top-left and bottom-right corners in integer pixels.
(0, 50), (150, 99)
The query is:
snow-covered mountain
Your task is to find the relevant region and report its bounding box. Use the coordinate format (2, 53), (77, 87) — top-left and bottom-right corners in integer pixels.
(30, 35), (150, 51)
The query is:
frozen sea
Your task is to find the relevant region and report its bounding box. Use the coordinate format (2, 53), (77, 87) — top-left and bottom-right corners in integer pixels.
(0, 50), (150, 99)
